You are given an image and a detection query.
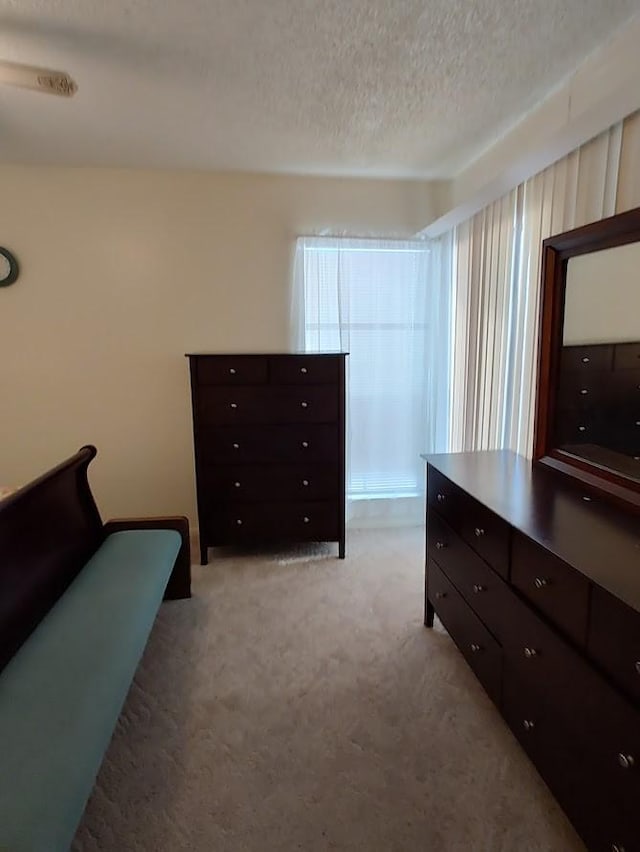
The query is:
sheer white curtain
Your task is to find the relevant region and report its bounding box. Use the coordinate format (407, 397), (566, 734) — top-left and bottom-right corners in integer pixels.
(450, 122), (624, 458)
(293, 236), (452, 526)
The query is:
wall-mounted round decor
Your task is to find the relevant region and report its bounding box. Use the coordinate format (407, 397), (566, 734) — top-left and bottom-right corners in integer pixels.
(0, 247), (19, 287)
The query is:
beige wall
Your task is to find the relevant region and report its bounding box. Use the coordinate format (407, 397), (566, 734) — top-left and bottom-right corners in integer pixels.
(0, 166), (435, 526)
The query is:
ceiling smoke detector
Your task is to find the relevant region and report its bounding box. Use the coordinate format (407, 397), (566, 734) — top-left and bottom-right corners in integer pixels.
(0, 60), (78, 97)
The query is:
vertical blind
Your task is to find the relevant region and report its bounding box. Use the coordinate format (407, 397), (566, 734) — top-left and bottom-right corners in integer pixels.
(294, 236), (451, 526)
(449, 121), (625, 458)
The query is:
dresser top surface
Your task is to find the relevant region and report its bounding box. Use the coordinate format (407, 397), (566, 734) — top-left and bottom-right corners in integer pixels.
(423, 450), (640, 613)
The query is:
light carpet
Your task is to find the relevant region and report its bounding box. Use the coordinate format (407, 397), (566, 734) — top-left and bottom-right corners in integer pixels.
(73, 527), (584, 852)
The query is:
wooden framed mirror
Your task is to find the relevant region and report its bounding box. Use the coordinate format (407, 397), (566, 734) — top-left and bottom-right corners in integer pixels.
(534, 206), (640, 512)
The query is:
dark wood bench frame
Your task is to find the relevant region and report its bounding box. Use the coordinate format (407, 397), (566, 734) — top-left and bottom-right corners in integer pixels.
(0, 444), (190, 675)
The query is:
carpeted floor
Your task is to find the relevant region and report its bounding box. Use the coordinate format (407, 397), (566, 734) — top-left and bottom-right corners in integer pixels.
(73, 528), (585, 852)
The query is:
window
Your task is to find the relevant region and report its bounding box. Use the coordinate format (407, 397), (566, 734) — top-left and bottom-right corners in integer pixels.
(294, 237), (451, 525)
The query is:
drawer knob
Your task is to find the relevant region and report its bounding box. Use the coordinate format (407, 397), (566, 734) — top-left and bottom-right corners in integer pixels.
(618, 753), (635, 770)
(302, 441), (309, 448)
(234, 481), (241, 488)
(435, 541), (446, 550)
(472, 584), (486, 594)
(579, 388), (589, 395)
(436, 493), (446, 503)
(534, 577), (549, 589)
(302, 479), (309, 486)
(236, 519), (243, 525)
(232, 442), (240, 449)
(578, 425), (587, 432)
(470, 643), (481, 653)
(300, 367), (308, 374)
(523, 647), (538, 659)
(474, 527), (485, 537)
(581, 356), (590, 364)
(303, 516), (310, 524)
(434, 591), (447, 600)
(230, 403), (238, 409)
(229, 367), (236, 374)
(635, 661), (640, 675)
(523, 719), (535, 732)
(301, 401), (308, 408)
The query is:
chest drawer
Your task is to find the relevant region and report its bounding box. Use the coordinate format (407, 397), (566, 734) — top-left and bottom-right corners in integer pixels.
(428, 559), (502, 704)
(609, 426), (640, 457)
(202, 425), (339, 464)
(589, 586), (640, 706)
(427, 467), (509, 578)
(511, 533), (589, 646)
(194, 355), (268, 385)
(197, 386), (338, 425)
(206, 500), (339, 543)
(615, 342), (640, 370)
(611, 367), (640, 398)
(554, 408), (603, 444)
(203, 463), (339, 503)
(427, 512), (513, 644)
(560, 344), (613, 372)
(558, 371), (612, 408)
(269, 355), (341, 385)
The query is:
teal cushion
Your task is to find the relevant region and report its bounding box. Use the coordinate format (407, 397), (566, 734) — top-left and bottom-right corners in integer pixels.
(0, 529), (181, 852)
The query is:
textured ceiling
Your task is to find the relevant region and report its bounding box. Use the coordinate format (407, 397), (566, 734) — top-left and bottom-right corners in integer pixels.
(0, 0), (638, 177)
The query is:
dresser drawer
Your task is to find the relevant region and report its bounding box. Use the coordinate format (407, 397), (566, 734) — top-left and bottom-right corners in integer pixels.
(197, 386), (338, 425)
(499, 586), (590, 708)
(427, 468), (509, 578)
(427, 512), (513, 644)
(560, 344), (614, 372)
(589, 585), (640, 706)
(503, 666), (590, 808)
(503, 586), (640, 783)
(194, 355), (268, 385)
(203, 463), (339, 503)
(207, 500), (339, 543)
(614, 342), (640, 370)
(577, 684), (640, 852)
(511, 533), (589, 645)
(502, 666), (616, 852)
(202, 425), (339, 464)
(428, 559), (502, 704)
(269, 355), (341, 385)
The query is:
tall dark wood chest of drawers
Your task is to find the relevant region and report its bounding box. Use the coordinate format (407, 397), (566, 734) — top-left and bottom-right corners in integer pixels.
(188, 353), (347, 564)
(556, 341), (640, 465)
(424, 450), (640, 852)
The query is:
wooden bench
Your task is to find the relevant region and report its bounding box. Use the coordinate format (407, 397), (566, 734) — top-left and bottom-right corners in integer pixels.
(0, 445), (190, 852)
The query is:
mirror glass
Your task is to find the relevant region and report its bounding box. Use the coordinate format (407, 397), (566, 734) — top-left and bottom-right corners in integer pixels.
(555, 242), (640, 482)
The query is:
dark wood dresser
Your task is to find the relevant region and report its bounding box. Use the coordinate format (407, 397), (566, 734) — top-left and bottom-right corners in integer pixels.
(188, 353), (346, 564)
(424, 450), (640, 852)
